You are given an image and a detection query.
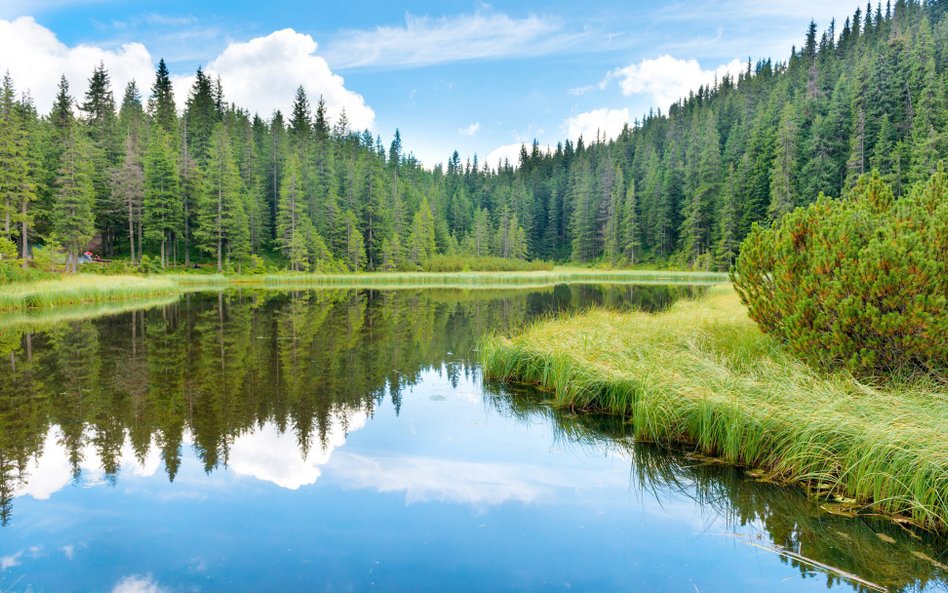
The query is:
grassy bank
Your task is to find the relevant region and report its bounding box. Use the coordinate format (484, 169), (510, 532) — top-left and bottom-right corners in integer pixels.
(170, 268), (727, 290)
(480, 285), (948, 531)
(0, 269), (726, 311)
(0, 275), (181, 312)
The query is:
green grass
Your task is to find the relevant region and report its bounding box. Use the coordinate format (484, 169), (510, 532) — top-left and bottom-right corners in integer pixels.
(0, 275), (181, 311)
(480, 285), (948, 531)
(0, 268), (726, 310)
(171, 268), (727, 290)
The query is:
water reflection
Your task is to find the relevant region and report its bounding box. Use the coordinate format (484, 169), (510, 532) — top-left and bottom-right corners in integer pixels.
(488, 384), (948, 593)
(0, 284), (943, 593)
(0, 284), (697, 524)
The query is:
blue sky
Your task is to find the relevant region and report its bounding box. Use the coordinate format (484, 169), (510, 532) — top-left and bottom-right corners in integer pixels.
(0, 0), (861, 167)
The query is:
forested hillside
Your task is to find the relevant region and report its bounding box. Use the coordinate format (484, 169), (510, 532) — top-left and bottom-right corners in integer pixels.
(0, 0), (945, 272)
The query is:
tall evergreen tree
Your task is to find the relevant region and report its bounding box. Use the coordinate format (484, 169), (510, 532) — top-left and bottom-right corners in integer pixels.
(53, 127), (95, 272)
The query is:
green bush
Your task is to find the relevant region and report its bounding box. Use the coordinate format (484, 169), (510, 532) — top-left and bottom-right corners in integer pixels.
(732, 168), (947, 378)
(423, 255), (553, 273)
(137, 254), (162, 274)
(31, 242), (65, 273)
(0, 237), (17, 261)
(0, 262), (53, 285)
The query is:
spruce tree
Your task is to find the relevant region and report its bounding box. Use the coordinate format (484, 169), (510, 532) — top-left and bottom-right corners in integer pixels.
(407, 197), (436, 266)
(53, 127), (95, 272)
(620, 175), (640, 265)
(143, 128), (179, 267)
(149, 59), (177, 135)
(275, 152), (307, 269)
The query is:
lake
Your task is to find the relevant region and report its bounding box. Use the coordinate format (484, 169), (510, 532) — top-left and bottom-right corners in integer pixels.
(0, 285), (945, 593)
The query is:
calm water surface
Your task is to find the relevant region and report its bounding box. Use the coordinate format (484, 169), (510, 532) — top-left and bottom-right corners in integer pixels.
(0, 285), (944, 593)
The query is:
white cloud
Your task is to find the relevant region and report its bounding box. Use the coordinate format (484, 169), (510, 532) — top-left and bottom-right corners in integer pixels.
(606, 55), (744, 110)
(173, 29), (374, 129)
(324, 9), (584, 69)
(0, 551), (21, 570)
(458, 122), (480, 137)
(15, 427), (161, 501)
(564, 107), (630, 142)
(332, 453), (569, 506)
(0, 16), (154, 113)
(112, 574), (164, 593)
(227, 411), (367, 490)
(0, 18), (374, 130)
(486, 143), (526, 168)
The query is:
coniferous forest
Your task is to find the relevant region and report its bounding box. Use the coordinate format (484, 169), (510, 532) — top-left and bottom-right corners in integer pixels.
(0, 1), (945, 273)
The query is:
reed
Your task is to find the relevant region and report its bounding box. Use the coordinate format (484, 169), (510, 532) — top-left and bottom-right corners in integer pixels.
(207, 269), (726, 289)
(480, 285), (948, 531)
(0, 275), (180, 311)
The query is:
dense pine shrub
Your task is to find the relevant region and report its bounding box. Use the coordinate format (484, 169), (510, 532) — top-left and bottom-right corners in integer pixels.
(732, 168), (947, 377)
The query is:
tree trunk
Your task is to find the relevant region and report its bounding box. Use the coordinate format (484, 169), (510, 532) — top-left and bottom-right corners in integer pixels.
(20, 200), (28, 268)
(128, 196), (136, 264)
(217, 184), (223, 272)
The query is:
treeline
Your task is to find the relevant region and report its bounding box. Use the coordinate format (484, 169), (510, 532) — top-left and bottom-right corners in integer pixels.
(0, 0), (945, 272)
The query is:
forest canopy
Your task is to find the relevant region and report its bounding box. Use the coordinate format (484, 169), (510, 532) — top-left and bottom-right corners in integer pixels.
(0, 0), (945, 273)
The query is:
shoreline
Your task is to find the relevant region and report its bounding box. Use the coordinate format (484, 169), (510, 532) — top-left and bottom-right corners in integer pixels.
(0, 268), (727, 312)
(480, 286), (948, 532)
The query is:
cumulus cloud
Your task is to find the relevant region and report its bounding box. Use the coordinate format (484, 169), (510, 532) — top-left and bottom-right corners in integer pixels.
(485, 143), (526, 168)
(564, 107), (630, 142)
(0, 18), (374, 130)
(606, 55), (744, 110)
(227, 411), (367, 490)
(0, 16), (154, 113)
(324, 9), (584, 69)
(112, 574), (164, 593)
(173, 29), (374, 129)
(332, 453), (569, 506)
(15, 426), (162, 501)
(458, 122), (480, 137)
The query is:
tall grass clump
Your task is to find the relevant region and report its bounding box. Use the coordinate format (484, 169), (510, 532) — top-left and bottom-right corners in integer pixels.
(733, 168), (947, 378)
(0, 275), (180, 311)
(481, 286), (948, 531)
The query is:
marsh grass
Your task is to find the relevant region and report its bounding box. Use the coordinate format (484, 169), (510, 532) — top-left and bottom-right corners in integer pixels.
(0, 275), (180, 311)
(178, 269), (727, 290)
(481, 285), (948, 531)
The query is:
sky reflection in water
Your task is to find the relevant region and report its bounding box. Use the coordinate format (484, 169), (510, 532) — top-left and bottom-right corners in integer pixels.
(0, 286), (944, 593)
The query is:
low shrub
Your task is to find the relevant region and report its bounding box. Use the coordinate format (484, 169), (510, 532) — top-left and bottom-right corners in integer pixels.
(732, 168), (947, 377)
(0, 262), (53, 285)
(31, 242), (65, 273)
(423, 255), (553, 273)
(137, 254), (162, 274)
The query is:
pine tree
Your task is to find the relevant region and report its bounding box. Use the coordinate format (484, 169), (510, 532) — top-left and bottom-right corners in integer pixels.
(81, 62), (120, 256)
(768, 103), (800, 220)
(143, 128), (179, 267)
(185, 68), (219, 165)
(149, 59), (177, 135)
(112, 131), (144, 263)
(470, 207), (491, 257)
(344, 210), (366, 271)
(275, 152), (307, 268)
(620, 175), (640, 265)
(680, 111), (721, 266)
(53, 128), (95, 272)
(196, 124), (246, 272)
(603, 165), (624, 265)
(0, 73), (36, 263)
(569, 160), (598, 261)
(714, 166), (740, 270)
(407, 197), (436, 266)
